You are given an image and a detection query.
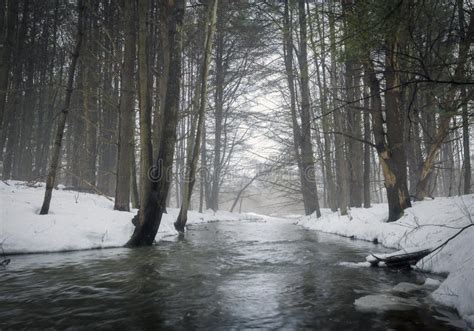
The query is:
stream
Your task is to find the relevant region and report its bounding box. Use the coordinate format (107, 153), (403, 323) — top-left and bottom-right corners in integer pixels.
(0, 219), (464, 329)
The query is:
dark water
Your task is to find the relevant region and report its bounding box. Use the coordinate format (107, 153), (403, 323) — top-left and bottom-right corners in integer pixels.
(0, 220), (464, 330)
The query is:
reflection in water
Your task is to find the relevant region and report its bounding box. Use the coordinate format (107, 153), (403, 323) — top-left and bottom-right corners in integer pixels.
(0, 220), (464, 329)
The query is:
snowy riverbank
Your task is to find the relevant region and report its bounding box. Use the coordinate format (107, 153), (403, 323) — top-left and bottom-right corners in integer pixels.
(0, 181), (268, 254)
(296, 196), (474, 327)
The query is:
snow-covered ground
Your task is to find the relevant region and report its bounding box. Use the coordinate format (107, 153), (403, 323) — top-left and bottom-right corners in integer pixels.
(0, 181), (268, 255)
(1, 181), (473, 326)
(297, 196), (474, 327)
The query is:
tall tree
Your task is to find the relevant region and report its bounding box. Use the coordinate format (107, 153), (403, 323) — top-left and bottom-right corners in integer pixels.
(414, 6), (473, 200)
(2, 0), (28, 179)
(329, 2), (349, 215)
(16, 0), (38, 181)
(462, 87), (471, 195)
(40, 0), (84, 215)
(307, 1), (337, 211)
(363, 74), (371, 208)
(127, 0), (185, 246)
(136, 0), (153, 223)
(0, 0), (17, 164)
(114, 0), (137, 211)
(175, 0), (218, 232)
(97, 0), (119, 195)
(81, 4), (100, 190)
(296, 0), (321, 216)
(282, 0), (321, 217)
(208, 10), (224, 211)
(382, 2), (411, 220)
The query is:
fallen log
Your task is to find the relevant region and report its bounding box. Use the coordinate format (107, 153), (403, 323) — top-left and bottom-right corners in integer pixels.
(366, 248), (433, 268)
(366, 224), (474, 269)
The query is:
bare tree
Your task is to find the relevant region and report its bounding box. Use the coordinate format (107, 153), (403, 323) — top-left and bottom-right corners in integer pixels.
(127, 0), (185, 247)
(0, 0), (17, 156)
(114, 0), (137, 211)
(175, 0), (218, 232)
(40, 0), (84, 215)
(415, 7), (473, 200)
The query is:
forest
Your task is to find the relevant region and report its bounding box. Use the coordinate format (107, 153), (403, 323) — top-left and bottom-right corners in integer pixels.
(0, 0), (473, 328)
(1, 0), (472, 243)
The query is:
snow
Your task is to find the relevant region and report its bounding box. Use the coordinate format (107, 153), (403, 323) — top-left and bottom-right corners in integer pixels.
(391, 282), (422, 293)
(297, 195), (474, 326)
(0, 181), (273, 255)
(337, 261), (371, 268)
(354, 294), (419, 313)
(424, 278), (442, 288)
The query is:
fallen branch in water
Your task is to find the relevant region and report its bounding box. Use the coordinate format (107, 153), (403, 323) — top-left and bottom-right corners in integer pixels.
(368, 249), (432, 268)
(367, 223), (474, 269)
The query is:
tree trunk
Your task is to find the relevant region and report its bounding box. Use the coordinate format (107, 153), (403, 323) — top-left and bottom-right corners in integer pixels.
(384, 36), (411, 221)
(2, 0), (27, 179)
(127, 0), (185, 247)
(346, 61), (363, 208)
(329, 5), (349, 215)
(114, 0), (136, 211)
(136, 0), (153, 223)
(70, 67), (84, 188)
(36, 0), (60, 178)
(97, 4), (118, 196)
(415, 4), (473, 200)
(230, 174), (258, 213)
(406, 109), (423, 196)
(153, 3), (170, 159)
(296, 0), (321, 217)
(33, 11), (51, 178)
(441, 132), (454, 196)
(84, 5), (99, 189)
(40, 0), (84, 215)
(462, 87), (471, 194)
(17, 33), (36, 180)
(283, 0), (303, 209)
(307, 1), (336, 211)
(200, 122), (208, 212)
(131, 134), (139, 209)
(81, 66), (98, 189)
(0, 0), (16, 163)
(175, 0), (218, 232)
(364, 57), (411, 222)
(363, 74), (371, 208)
(210, 18), (224, 212)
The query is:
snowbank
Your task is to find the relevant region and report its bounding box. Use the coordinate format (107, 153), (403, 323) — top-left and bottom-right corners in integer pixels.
(0, 181), (269, 255)
(297, 195), (474, 326)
